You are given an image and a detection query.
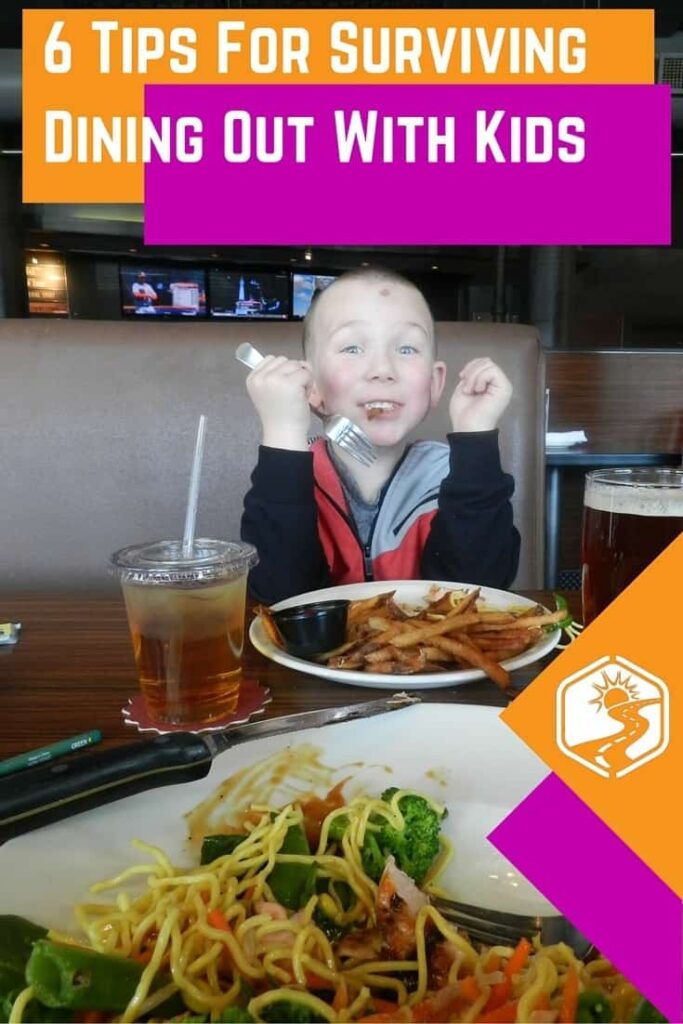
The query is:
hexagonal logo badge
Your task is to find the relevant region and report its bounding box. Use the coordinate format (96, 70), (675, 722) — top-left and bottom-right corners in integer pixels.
(556, 655), (669, 779)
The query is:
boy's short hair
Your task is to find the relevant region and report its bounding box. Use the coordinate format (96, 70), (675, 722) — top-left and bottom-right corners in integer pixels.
(302, 266), (436, 358)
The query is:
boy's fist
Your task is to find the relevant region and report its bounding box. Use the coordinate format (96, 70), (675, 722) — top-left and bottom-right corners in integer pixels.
(449, 357), (513, 433)
(246, 355), (313, 450)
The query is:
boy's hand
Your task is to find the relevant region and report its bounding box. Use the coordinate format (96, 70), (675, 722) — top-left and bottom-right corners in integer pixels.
(246, 355), (313, 451)
(449, 357), (513, 432)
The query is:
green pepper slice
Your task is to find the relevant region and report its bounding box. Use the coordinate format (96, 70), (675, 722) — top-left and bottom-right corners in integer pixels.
(576, 990), (614, 1023)
(26, 940), (147, 1011)
(551, 592), (575, 630)
(0, 916), (48, 976)
(200, 833), (248, 865)
(267, 823), (316, 910)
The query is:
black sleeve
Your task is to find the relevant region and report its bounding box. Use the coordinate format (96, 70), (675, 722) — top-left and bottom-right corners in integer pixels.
(421, 431), (521, 589)
(240, 446), (331, 604)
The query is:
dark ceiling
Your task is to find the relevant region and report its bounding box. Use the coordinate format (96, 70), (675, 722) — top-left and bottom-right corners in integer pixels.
(4, 0), (683, 259)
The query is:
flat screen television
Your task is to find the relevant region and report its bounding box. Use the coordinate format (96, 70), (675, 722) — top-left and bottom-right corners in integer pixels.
(120, 264), (207, 318)
(209, 270), (290, 320)
(292, 273), (338, 318)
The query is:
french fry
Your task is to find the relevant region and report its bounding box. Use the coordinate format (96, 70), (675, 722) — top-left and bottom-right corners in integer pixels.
(390, 610), (488, 648)
(346, 592), (395, 624)
(327, 653), (366, 669)
(385, 596), (410, 621)
(469, 609), (566, 631)
(430, 635), (510, 690)
(474, 638), (530, 654)
(449, 588), (480, 614)
(363, 646), (397, 664)
(371, 657), (427, 675)
(357, 619), (418, 654)
(255, 605), (285, 649)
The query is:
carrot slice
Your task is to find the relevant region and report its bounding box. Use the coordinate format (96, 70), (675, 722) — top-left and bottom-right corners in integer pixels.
(207, 908), (231, 932)
(332, 981), (348, 1012)
(304, 970), (333, 990)
(459, 976), (482, 1003)
(559, 965), (579, 1023)
(475, 1000), (519, 1023)
(506, 937), (532, 978)
(371, 998), (401, 1014)
(485, 937), (532, 1011)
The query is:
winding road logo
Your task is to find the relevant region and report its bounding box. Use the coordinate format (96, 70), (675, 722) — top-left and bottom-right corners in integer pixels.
(556, 655), (669, 778)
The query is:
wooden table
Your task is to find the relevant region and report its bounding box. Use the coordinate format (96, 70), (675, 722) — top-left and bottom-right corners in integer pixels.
(0, 591), (579, 759)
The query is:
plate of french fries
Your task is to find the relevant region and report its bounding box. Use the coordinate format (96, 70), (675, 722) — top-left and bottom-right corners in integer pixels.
(250, 580), (564, 691)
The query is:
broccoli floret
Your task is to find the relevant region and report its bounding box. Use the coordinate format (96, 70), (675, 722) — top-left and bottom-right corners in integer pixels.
(258, 1000), (326, 1023)
(632, 998), (668, 1023)
(215, 1008), (255, 1023)
(360, 831), (386, 882)
(326, 814), (349, 843)
(362, 789), (445, 885)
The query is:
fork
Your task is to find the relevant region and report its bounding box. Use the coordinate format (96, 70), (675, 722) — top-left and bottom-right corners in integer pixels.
(431, 895), (594, 959)
(235, 342), (376, 467)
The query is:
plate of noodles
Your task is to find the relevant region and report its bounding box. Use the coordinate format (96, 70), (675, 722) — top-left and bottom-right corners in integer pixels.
(249, 580), (564, 691)
(0, 704), (643, 1023)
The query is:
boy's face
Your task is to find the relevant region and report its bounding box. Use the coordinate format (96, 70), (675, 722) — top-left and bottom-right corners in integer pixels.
(307, 278), (446, 448)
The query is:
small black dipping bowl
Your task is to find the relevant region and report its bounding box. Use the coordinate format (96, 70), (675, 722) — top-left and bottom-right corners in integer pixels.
(271, 599), (350, 659)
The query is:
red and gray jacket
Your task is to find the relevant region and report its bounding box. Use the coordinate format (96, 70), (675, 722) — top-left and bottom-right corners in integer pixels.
(241, 431), (520, 604)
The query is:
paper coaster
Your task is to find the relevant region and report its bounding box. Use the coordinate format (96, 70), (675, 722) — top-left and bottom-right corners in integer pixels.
(121, 679), (271, 735)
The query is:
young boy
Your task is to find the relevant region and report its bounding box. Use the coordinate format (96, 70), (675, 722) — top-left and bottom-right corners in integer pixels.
(241, 268), (520, 604)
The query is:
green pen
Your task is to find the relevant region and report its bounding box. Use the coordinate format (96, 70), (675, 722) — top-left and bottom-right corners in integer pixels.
(0, 729), (102, 778)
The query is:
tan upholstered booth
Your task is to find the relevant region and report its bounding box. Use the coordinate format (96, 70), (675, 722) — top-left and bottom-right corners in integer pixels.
(0, 319), (545, 591)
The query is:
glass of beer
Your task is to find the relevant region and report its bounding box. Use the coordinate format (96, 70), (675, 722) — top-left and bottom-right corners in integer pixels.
(582, 468), (683, 625)
(110, 539), (257, 724)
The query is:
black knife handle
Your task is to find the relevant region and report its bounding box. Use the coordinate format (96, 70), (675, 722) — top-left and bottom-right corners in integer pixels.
(0, 734), (213, 843)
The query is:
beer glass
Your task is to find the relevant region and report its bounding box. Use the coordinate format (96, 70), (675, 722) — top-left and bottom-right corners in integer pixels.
(582, 467), (683, 624)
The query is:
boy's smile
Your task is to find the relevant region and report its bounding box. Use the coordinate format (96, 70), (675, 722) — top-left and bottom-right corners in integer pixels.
(307, 277), (446, 449)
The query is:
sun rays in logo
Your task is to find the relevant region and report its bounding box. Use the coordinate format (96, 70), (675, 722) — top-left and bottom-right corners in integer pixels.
(588, 669), (640, 712)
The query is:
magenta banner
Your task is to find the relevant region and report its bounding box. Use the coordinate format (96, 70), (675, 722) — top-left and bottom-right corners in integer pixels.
(143, 84), (670, 246)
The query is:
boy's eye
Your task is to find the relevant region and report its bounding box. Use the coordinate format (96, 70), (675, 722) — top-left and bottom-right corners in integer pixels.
(398, 344), (419, 355)
(340, 344), (362, 354)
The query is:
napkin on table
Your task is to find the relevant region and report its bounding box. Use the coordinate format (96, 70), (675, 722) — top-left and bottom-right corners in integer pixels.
(545, 430), (588, 448)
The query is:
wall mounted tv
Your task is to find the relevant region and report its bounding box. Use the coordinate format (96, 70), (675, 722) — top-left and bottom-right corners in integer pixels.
(120, 264), (207, 318)
(292, 274), (338, 318)
(209, 270), (290, 320)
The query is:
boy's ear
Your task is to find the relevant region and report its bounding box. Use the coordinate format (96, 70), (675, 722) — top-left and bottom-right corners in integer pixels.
(307, 380), (326, 415)
(429, 360), (447, 408)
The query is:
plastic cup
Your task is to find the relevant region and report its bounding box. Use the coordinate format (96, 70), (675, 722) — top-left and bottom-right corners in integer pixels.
(110, 539), (257, 724)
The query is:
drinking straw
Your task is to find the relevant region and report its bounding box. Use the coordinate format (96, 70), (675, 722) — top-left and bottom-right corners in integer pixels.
(182, 414), (207, 558)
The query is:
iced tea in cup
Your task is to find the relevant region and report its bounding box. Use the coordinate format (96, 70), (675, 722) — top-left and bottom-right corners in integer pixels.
(110, 539), (257, 724)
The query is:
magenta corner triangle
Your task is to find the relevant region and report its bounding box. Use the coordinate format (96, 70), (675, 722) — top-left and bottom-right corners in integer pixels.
(489, 773), (682, 1022)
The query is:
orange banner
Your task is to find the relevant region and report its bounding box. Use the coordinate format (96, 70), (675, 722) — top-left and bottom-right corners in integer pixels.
(502, 533), (683, 897)
(23, 9), (654, 202)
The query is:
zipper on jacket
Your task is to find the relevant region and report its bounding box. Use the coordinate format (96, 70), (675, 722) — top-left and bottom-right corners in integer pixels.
(363, 545), (374, 580)
(314, 482), (374, 580)
(315, 443), (413, 583)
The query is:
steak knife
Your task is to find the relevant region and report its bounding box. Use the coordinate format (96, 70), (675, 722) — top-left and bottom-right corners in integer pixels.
(0, 693), (420, 842)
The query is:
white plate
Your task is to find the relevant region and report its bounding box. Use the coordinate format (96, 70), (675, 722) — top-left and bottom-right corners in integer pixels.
(249, 579), (561, 690)
(0, 704), (556, 931)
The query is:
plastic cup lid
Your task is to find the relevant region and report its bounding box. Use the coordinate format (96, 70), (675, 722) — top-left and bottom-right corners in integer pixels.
(109, 539), (257, 585)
